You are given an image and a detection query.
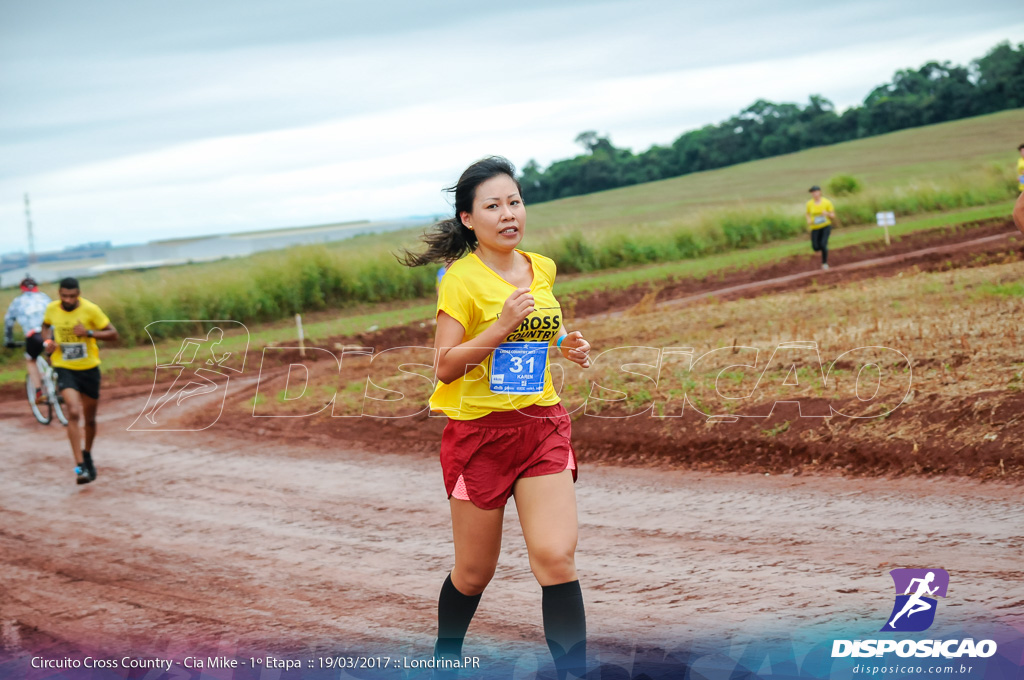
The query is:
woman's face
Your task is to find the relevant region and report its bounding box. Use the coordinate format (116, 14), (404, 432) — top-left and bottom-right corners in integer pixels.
(811, 189), (822, 200)
(461, 174), (526, 253)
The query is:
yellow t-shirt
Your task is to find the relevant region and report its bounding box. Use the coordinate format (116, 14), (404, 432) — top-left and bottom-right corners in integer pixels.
(1017, 157), (1024, 191)
(430, 250), (563, 420)
(806, 198), (834, 230)
(43, 298), (111, 370)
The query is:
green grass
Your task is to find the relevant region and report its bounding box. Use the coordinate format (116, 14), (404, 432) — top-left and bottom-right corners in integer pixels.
(2, 200), (1014, 388)
(973, 281), (1024, 299)
(527, 166), (1017, 273)
(552, 201), (1017, 296)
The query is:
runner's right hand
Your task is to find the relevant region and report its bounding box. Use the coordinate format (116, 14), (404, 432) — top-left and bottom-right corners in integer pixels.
(500, 287), (534, 333)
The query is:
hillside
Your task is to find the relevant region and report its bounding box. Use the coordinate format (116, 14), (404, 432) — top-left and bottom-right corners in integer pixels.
(522, 109), (1024, 238)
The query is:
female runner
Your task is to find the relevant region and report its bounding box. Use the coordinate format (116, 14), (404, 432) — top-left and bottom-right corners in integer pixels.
(401, 156), (592, 679)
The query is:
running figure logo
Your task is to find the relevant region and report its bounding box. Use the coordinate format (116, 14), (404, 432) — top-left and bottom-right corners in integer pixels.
(881, 568), (949, 632)
(129, 321), (248, 431)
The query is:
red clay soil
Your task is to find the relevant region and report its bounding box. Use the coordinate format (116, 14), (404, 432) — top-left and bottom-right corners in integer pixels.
(1, 384), (1021, 667)
(205, 370), (1024, 482)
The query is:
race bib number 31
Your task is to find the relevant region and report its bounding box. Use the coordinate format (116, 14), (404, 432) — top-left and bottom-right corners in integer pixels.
(490, 342), (548, 394)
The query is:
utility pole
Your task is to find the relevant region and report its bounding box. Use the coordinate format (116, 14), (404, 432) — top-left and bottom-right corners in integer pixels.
(24, 193), (36, 265)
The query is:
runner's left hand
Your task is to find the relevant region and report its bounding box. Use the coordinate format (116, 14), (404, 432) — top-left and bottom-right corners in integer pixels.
(560, 330), (591, 369)
(73, 322), (88, 337)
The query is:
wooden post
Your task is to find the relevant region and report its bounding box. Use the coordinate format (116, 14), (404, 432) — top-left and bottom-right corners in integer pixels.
(295, 313), (305, 357)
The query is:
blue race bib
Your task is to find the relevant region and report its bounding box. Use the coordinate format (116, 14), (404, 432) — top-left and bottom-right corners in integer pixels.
(813, 215), (826, 225)
(490, 342), (548, 394)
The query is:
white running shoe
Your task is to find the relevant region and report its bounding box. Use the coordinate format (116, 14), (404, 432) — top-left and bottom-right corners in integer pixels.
(822, 263), (830, 270)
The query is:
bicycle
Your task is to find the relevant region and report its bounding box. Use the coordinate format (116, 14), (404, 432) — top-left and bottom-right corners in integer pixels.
(5, 340), (68, 426)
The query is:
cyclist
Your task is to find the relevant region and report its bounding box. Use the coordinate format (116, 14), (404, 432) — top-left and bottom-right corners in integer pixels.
(4, 275), (52, 404)
(41, 277), (119, 485)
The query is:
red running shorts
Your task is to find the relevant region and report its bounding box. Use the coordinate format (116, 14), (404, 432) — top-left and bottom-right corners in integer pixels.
(440, 403), (578, 510)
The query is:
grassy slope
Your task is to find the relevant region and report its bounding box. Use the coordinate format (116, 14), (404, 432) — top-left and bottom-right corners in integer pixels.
(521, 108), (1024, 237)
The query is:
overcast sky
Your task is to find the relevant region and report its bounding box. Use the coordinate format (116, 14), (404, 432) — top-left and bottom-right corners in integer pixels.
(1, 0), (1021, 254)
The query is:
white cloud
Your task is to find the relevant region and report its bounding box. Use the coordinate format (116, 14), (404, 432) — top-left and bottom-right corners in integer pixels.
(0, 1), (1020, 253)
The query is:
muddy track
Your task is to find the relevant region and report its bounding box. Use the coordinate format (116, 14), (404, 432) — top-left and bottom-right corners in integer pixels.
(1, 386), (1021, 666)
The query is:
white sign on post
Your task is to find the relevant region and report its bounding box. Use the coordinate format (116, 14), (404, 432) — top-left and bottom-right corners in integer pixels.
(875, 211), (895, 246)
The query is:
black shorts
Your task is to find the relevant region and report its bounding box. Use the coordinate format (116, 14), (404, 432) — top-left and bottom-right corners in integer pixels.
(55, 366), (101, 400)
(810, 225), (832, 252)
(24, 333), (44, 360)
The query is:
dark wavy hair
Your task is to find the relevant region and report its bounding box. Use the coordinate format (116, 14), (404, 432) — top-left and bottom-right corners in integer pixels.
(398, 156), (522, 267)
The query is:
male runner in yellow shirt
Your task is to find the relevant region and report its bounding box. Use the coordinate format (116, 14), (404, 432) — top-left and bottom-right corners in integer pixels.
(42, 277), (119, 485)
(806, 185), (836, 270)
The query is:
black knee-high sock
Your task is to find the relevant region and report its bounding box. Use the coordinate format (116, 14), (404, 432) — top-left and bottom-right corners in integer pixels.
(542, 580), (587, 680)
(435, 573), (481, 660)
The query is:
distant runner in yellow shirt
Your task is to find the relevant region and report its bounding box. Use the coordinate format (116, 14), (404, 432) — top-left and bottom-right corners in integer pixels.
(806, 185), (836, 270)
(1016, 144), (1024, 192)
(41, 277), (119, 485)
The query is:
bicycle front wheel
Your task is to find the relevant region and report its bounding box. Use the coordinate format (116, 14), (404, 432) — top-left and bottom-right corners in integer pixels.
(27, 373), (52, 425)
(51, 380), (69, 426)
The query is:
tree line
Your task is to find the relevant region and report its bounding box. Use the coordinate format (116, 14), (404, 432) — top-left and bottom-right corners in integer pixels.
(519, 41), (1024, 202)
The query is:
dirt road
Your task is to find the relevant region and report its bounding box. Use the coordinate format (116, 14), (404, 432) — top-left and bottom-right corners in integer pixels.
(1, 383), (1021, 670)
